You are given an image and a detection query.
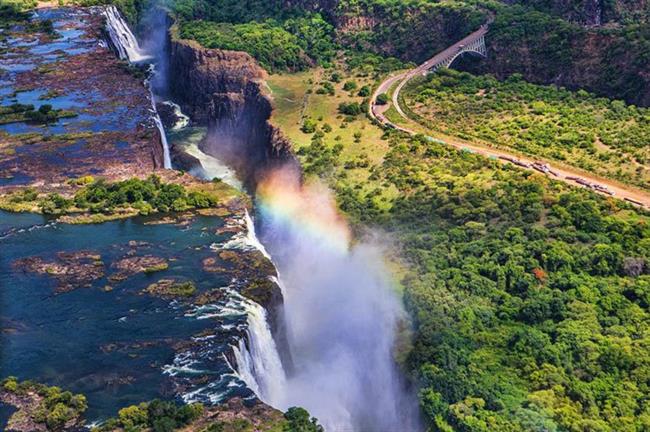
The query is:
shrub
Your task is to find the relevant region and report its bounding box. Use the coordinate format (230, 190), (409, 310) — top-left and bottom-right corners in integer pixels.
(301, 118), (317, 133)
(338, 102), (362, 116)
(376, 93), (389, 105)
(357, 85), (371, 97)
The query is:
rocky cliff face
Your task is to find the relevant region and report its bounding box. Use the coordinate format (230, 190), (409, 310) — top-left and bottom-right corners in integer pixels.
(507, 0), (648, 25)
(168, 36), (298, 186)
(334, 2), (485, 63)
(318, 0), (650, 105)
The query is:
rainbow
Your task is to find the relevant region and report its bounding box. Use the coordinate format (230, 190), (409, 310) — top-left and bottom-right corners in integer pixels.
(256, 168), (351, 254)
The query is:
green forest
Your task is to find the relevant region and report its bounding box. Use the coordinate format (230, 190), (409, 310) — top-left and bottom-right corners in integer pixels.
(330, 131), (650, 432)
(3, 0), (649, 431)
(167, 0), (650, 104)
(178, 17), (335, 72)
(404, 69), (650, 190)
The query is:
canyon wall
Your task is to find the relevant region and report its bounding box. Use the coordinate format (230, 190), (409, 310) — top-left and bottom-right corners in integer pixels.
(323, 0), (650, 106)
(462, 8), (650, 106)
(167, 34), (298, 185)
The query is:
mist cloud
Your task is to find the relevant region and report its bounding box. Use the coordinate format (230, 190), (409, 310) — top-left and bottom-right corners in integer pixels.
(256, 167), (421, 431)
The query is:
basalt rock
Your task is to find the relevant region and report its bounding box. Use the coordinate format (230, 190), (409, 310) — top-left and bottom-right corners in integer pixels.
(168, 35), (299, 187)
(13, 251), (105, 293)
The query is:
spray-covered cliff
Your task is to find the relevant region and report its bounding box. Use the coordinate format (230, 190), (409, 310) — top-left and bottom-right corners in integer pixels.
(167, 28), (298, 185)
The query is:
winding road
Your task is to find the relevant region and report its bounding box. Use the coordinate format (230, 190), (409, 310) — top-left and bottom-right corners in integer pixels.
(370, 27), (650, 209)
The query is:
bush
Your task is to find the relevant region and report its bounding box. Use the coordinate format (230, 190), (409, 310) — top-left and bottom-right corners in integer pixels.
(357, 85), (371, 97)
(343, 81), (358, 91)
(338, 102), (362, 116)
(301, 118), (317, 134)
(375, 93), (389, 105)
(329, 72), (342, 83)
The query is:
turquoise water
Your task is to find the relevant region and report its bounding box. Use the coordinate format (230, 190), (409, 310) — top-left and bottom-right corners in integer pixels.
(0, 211), (255, 424)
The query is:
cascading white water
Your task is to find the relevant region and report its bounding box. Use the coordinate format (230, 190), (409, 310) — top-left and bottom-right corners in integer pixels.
(232, 295), (287, 405)
(102, 7), (418, 428)
(102, 5), (150, 63)
(252, 168), (421, 431)
(216, 210), (273, 261)
(146, 75), (172, 168)
(180, 138), (242, 189)
(102, 6), (171, 169)
(101, 4), (288, 412)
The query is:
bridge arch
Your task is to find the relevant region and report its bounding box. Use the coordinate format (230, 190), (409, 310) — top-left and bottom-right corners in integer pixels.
(428, 34), (487, 72)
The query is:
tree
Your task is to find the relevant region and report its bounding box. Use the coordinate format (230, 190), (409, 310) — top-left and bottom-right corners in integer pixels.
(301, 118), (317, 133)
(376, 93), (389, 105)
(284, 407), (323, 432)
(338, 102), (362, 116)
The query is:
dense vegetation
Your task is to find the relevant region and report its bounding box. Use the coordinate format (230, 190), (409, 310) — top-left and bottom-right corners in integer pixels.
(3, 175), (226, 216)
(179, 18), (336, 72)
(477, 5), (650, 106)
(327, 130), (650, 431)
(0, 103), (77, 125)
(506, 0), (649, 25)
(174, 0), (336, 72)
(404, 69), (650, 190)
(92, 399), (204, 431)
(2, 377), (88, 431)
(71, 176), (222, 213)
(335, 0), (486, 63)
(0, 0), (34, 26)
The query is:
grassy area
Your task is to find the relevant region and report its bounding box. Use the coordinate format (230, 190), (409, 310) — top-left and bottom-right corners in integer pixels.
(266, 62), (399, 205)
(403, 69), (650, 190)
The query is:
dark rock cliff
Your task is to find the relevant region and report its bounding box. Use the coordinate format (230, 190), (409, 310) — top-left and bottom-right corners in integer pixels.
(167, 36), (298, 187)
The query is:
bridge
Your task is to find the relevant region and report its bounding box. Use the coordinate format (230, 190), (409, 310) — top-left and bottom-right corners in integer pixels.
(386, 24), (489, 119)
(369, 24), (650, 209)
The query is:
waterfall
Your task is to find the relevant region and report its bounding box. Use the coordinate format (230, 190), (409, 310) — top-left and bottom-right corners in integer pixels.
(254, 167), (422, 431)
(102, 6), (171, 169)
(146, 75), (172, 169)
(102, 5), (150, 63)
(232, 297), (287, 405)
(243, 210), (273, 261)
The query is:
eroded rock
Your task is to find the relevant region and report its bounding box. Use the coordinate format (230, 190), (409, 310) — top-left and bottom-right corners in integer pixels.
(13, 250), (104, 293)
